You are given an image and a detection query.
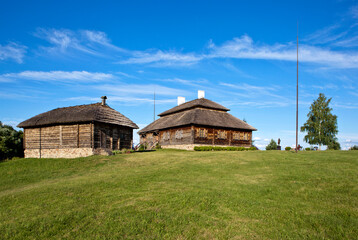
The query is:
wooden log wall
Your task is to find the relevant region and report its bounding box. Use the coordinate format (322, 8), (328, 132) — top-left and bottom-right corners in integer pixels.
(24, 123), (92, 149)
(93, 123), (133, 150)
(193, 127), (252, 147)
(158, 126), (193, 146)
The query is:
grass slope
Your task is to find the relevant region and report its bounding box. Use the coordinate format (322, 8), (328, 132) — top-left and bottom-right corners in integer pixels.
(0, 150), (357, 239)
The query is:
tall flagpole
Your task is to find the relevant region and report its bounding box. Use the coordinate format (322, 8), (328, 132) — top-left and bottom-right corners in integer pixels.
(296, 22), (299, 153)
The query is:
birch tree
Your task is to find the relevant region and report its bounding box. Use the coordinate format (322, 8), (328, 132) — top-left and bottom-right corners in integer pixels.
(300, 93), (338, 150)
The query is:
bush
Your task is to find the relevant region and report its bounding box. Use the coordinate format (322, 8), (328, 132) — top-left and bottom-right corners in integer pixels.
(305, 147), (311, 151)
(0, 122), (23, 160)
(193, 146), (257, 151)
(155, 143), (161, 150)
(266, 139), (278, 150)
(349, 145), (358, 150)
(112, 150), (121, 155)
(327, 141), (341, 150)
(285, 146), (291, 151)
(138, 144), (147, 151)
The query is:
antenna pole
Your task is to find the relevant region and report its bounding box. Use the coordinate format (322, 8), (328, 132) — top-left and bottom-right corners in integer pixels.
(296, 22), (299, 153)
(154, 91), (156, 122)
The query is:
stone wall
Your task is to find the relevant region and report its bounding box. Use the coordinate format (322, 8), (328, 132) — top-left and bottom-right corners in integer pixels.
(24, 148), (95, 158)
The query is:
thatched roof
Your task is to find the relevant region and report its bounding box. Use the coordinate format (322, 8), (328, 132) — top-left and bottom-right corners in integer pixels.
(18, 103), (138, 129)
(138, 99), (256, 134)
(158, 98), (229, 116)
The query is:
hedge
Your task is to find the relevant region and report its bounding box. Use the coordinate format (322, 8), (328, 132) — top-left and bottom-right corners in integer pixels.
(194, 146), (257, 151)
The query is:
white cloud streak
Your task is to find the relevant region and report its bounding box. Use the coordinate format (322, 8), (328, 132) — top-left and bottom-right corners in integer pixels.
(32, 28), (358, 69)
(95, 84), (189, 96)
(2, 71), (114, 83)
(0, 42), (27, 63)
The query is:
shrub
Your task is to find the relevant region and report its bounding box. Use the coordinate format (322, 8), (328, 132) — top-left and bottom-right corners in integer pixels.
(327, 141), (341, 150)
(249, 146), (257, 151)
(266, 139), (278, 150)
(155, 143), (161, 150)
(305, 147), (311, 151)
(112, 150), (121, 155)
(138, 144), (147, 151)
(349, 145), (358, 150)
(285, 146), (291, 151)
(0, 122), (23, 160)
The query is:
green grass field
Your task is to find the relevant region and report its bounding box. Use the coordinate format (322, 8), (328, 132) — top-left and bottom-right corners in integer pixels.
(1, 150), (357, 239)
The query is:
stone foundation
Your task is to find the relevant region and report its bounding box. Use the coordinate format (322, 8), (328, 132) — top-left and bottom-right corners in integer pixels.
(161, 144), (251, 151)
(24, 148), (108, 158)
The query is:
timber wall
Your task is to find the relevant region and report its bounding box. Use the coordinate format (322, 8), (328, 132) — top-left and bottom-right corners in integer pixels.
(139, 126), (253, 148)
(23, 122), (134, 158)
(93, 123), (133, 150)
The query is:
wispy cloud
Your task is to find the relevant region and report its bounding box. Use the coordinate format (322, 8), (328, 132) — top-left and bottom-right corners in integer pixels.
(0, 42), (27, 63)
(220, 82), (285, 99)
(208, 35), (358, 68)
(303, 24), (348, 45)
(95, 84), (189, 96)
(2, 71), (114, 83)
(34, 28), (127, 58)
(119, 50), (202, 66)
(63, 96), (176, 105)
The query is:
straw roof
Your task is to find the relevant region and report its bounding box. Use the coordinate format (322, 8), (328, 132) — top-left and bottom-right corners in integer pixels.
(158, 98), (229, 116)
(138, 99), (256, 134)
(18, 103), (138, 129)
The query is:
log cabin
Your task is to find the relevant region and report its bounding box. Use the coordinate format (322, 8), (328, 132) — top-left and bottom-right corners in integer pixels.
(17, 96), (138, 158)
(138, 91), (257, 150)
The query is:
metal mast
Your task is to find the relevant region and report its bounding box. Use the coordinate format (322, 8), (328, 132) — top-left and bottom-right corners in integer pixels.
(296, 22), (299, 153)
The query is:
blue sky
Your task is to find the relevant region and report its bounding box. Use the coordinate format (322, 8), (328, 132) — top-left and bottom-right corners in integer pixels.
(1, 0), (358, 149)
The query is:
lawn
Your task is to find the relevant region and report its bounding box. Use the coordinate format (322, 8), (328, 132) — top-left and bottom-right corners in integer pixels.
(0, 150), (357, 239)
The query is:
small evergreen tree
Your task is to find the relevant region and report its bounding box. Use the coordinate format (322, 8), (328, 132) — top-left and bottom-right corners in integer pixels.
(0, 121), (23, 160)
(266, 139), (278, 150)
(300, 93), (338, 150)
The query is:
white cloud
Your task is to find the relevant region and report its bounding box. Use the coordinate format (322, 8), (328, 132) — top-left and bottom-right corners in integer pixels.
(119, 50), (202, 66)
(63, 96), (176, 105)
(95, 84), (188, 96)
(2, 71), (114, 83)
(0, 42), (27, 63)
(34, 28), (127, 57)
(208, 35), (358, 68)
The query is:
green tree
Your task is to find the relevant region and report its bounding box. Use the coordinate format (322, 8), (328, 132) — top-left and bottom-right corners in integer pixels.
(300, 93), (338, 150)
(266, 139), (278, 150)
(0, 121), (23, 160)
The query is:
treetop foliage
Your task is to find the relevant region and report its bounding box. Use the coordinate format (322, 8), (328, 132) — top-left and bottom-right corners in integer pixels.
(266, 139), (278, 150)
(300, 93), (338, 148)
(0, 121), (24, 160)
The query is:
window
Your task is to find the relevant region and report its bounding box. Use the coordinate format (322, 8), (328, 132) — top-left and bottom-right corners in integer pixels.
(197, 128), (208, 138)
(243, 132), (248, 140)
(233, 132), (240, 140)
(162, 131), (170, 141)
(175, 130), (183, 139)
(217, 130), (227, 139)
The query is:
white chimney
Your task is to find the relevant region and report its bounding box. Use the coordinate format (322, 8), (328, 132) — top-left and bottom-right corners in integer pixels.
(198, 90), (205, 99)
(101, 96), (107, 105)
(177, 96), (185, 105)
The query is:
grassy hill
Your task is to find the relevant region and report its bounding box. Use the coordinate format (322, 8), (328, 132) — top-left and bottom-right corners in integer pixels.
(1, 150), (357, 239)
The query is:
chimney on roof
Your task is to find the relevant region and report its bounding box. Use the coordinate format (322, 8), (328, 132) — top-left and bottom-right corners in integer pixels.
(198, 90), (205, 99)
(177, 96), (185, 106)
(101, 96), (107, 106)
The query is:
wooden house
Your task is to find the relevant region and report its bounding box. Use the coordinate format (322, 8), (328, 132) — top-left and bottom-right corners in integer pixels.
(138, 91), (257, 150)
(17, 96), (138, 158)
